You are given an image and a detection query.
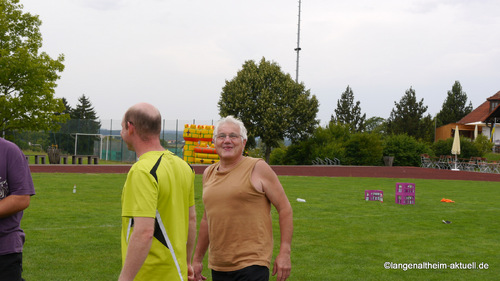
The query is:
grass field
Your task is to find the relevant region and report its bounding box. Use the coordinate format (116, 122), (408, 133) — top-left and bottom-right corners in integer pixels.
(22, 174), (499, 280)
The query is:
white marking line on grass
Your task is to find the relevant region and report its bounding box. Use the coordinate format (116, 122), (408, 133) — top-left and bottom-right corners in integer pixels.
(30, 224), (119, 231)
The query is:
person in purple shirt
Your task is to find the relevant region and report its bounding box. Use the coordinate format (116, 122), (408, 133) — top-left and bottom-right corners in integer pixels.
(0, 137), (36, 281)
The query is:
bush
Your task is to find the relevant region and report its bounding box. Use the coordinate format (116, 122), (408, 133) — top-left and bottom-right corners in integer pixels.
(281, 140), (316, 165)
(344, 133), (383, 166)
(307, 123), (350, 164)
(383, 134), (431, 166)
(280, 123), (351, 165)
(311, 141), (346, 164)
(474, 135), (493, 157)
(270, 145), (287, 165)
(432, 137), (479, 159)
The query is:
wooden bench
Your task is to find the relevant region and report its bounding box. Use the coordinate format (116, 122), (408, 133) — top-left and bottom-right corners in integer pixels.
(25, 154), (47, 164)
(60, 155), (69, 164)
(26, 154), (72, 164)
(72, 155), (99, 165)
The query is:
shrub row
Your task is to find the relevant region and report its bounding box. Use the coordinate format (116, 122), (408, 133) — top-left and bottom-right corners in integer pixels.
(270, 124), (493, 166)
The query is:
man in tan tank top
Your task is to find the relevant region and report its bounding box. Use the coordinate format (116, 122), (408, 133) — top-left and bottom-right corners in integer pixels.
(192, 116), (293, 281)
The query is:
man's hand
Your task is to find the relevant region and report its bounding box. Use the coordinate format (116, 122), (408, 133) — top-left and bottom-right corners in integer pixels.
(187, 264), (195, 281)
(272, 252), (291, 281)
(192, 260), (207, 281)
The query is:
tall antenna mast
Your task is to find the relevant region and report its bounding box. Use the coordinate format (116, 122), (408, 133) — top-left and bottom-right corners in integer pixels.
(295, 0), (302, 83)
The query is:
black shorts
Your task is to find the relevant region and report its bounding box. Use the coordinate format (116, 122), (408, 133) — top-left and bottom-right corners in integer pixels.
(0, 252), (24, 281)
(212, 265), (269, 281)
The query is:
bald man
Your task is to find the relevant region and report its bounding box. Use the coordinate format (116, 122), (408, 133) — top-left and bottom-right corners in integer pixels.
(118, 103), (196, 281)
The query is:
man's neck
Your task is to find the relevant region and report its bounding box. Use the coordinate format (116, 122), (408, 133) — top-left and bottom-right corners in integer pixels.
(218, 155), (245, 172)
(134, 141), (165, 158)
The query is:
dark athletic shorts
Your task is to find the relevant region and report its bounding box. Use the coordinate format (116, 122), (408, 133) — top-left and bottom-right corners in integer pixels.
(212, 265), (270, 281)
(0, 252), (24, 281)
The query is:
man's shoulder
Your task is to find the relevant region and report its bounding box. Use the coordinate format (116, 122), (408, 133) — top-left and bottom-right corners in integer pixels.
(250, 158), (275, 177)
(247, 156), (264, 163)
(134, 151), (168, 166)
(0, 139), (27, 169)
(245, 157), (266, 168)
(0, 138), (22, 154)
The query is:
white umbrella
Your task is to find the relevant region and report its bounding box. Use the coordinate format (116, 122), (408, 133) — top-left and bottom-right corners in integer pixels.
(474, 124), (478, 140)
(451, 125), (460, 171)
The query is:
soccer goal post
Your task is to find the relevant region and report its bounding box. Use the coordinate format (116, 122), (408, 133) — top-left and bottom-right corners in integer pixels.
(73, 133), (106, 157)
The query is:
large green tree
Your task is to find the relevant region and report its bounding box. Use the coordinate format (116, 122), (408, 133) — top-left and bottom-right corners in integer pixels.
(331, 85), (366, 132)
(435, 81), (473, 127)
(218, 57), (319, 162)
(386, 87), (434, 142)
(0, 0), (67, 137)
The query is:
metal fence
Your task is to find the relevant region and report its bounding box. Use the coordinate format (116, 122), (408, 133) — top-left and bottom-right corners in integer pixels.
(10, 119), (216, 163)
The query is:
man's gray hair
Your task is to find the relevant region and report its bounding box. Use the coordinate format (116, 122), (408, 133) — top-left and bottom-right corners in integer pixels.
(213, 116), (248, 141)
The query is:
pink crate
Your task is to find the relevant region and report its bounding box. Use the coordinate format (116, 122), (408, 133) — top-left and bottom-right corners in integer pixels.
(395, 183), (415, 205)
(365, 190), (383, 202)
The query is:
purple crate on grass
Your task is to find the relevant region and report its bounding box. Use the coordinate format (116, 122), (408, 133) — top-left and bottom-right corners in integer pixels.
(365, 190), (384, 202)
(395, 183), (415, 205)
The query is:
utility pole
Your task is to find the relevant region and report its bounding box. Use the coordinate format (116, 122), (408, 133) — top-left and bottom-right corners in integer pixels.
(295, 0), (302, 83)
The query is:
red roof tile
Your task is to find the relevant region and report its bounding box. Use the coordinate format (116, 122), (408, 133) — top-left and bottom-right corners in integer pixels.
(487, 91), (500, 101)
(458, 91), (500, 124)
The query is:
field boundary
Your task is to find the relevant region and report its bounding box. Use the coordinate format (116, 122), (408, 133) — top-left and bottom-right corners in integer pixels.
(29, 164), (500, 182)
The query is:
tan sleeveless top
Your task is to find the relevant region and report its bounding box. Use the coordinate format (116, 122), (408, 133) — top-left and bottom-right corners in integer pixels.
(203, 157), (273, 271)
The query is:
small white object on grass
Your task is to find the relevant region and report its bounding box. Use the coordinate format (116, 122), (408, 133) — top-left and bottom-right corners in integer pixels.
(296, 198), (306, 202)
(73, 184), (76, 193)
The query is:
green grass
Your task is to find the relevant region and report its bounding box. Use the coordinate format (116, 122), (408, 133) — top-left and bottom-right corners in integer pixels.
(22, 174), (499, 280)
(485, 152), (500, 162)
(23, 174), (123, 280)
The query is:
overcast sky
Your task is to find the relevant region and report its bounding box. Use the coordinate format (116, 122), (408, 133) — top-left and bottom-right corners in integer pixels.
(21, 0), (500, 125)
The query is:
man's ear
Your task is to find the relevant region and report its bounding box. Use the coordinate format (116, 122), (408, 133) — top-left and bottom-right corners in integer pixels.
(127, 122), (135, 135)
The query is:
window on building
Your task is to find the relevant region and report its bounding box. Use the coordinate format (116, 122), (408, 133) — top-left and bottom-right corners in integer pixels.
(490, 101), (500, 112)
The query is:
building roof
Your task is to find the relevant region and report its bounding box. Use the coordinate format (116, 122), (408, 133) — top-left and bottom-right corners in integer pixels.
(483, 103), (500, 123)
(487, 91), (500, 101)
(458, 91), (500, 124)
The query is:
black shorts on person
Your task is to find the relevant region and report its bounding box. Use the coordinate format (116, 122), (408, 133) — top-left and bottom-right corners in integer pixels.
(0, 252), (24, 281)
(212, 265), (270, 281)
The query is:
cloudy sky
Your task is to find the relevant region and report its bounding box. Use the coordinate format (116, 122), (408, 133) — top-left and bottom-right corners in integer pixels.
(21, 0), (500, 125)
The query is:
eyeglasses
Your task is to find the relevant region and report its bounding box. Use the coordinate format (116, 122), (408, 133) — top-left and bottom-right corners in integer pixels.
(216, 133), (241, 140)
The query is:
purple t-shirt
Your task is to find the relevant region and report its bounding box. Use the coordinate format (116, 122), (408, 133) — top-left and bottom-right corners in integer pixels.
(0, 138), (36, 255)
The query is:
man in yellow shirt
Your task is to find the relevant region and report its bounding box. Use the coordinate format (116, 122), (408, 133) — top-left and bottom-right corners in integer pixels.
(119, 103), (196, 281)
